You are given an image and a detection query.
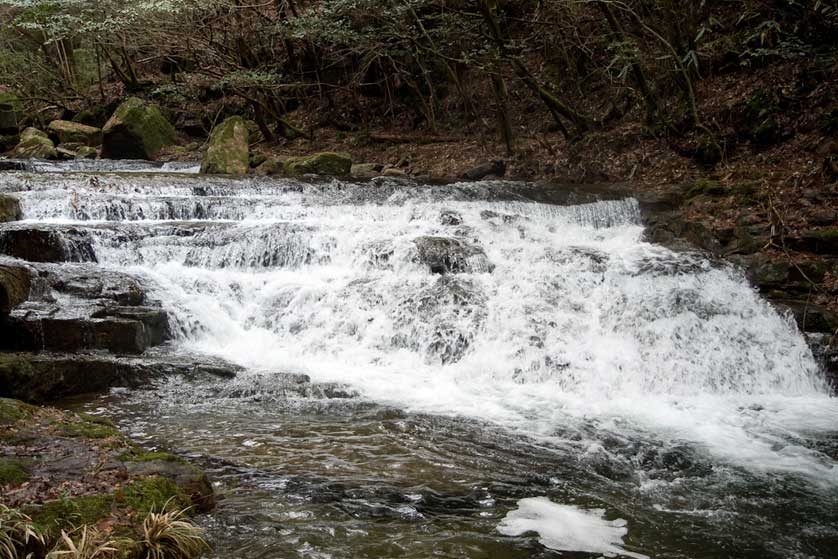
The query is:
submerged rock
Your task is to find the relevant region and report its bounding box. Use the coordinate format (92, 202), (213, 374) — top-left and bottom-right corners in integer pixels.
(101, 97), (176, 160)
(12, 128), (57, 159)
(47, 119), (102, 146)
(412, 236), (494, 274)
(285, 151), (352, 176)
(201, 116), (250, 175)
(0, 194), (21, 222)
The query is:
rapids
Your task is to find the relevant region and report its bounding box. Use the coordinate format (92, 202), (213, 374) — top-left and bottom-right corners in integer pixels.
(2, 164), (837, 558)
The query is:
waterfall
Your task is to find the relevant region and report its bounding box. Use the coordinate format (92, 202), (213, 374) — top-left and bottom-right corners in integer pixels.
(9, 172), (837, 484)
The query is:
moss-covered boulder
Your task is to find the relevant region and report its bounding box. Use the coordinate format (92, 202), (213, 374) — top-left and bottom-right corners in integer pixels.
(0, 92), (20, 133)
(0, 194), (21, 223)
(201, 116), (249, 175)
(285, 151), (352, 176)
(47, 120), (102, 146)
(12, 128), (57, 160)
(101, 98), (176, 160)
(76, 145), (98, 159)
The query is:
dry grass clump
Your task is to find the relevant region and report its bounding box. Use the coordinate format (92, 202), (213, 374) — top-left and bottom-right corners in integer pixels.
(0, 504), (44, 559)
(140, 505), (209, 559)
(46, 527), (117, 559)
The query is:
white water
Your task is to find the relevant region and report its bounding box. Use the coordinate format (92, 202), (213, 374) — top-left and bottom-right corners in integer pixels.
(10, 178), (838, 487)
(498, 497), (648, 559)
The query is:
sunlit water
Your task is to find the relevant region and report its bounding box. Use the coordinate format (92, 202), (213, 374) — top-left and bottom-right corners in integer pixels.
(3, 167), (837, 558)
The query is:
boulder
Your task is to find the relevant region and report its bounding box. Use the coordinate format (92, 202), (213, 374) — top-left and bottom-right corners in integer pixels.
(12, 128), (57, 159)
(773, 300), (838, 334)
(101, 97), (176, 160)
(254, 158), (283, 176)
(0, 314), (147, 354)
(0, 93), (20, 133)
(76, 145), (98, 159)
(91, 306), (170, 346)
(351, 163), (384, 178)
(125, 459), (215, 513)
(200, 116), (249, 175)
(462, 160), (506, 180)
(285, 151), (352, 176)
(412, 236), (494, 274)
(0, 264), (31, 315)
(0, 133), (19, 153)
(0, 228), (97, 263)
(47, 120), (102, 146)
(0, 194), (21, 222)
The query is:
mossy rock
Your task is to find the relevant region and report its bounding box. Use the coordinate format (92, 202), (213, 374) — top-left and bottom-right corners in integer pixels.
(12, 127), (57, 159)
(0, 194), (21, 224)
(0, 397), (36, 425)
(101, 98), (176, 160)
(76, 145), (98, 159)
(0, 456), (30, 486)
(119, 449), (187, 465)
(117, 476), (189, 516)
(47, 120), (102, 146)
(59, 414), (122, 439)
(201, 116), (249, 176)
(284, 151), (352, 176)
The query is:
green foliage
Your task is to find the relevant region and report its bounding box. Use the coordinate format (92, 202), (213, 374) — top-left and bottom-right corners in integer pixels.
(118, 477), (187, 517)
(32, 494), (115, 535)
(0, 457), (30, 486)
(0, 504), (44, 559)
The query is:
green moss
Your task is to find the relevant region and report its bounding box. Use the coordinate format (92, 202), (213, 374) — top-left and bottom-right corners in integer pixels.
(118, 476), (188, 516)
(0, 457), (30, 486)
(60, 415), (121, 439)
(32, 493), (115, 534)
(201, 116), (249, 175)
(0, 397), (36, 425)
(103, 97), (175, 159)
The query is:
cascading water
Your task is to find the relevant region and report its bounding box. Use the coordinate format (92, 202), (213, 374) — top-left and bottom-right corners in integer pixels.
(4, 167), (837, 558)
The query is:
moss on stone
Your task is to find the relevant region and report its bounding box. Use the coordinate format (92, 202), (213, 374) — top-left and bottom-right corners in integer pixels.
(0, 457), (30, 486)
(60, 415), (121, 439)
(32, 494), (115, 534)
(284, 151), (352, 176)
(102, 97), (176, 160)
(118, 476), (188, 516)
(200, 116), (249, 176)
(13, 127), (57, 159)
(0, 397), (36, 425)
(686, 178), (728, 199)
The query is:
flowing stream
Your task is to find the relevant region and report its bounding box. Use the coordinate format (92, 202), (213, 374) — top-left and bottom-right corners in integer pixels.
(3, 164), (837, 558)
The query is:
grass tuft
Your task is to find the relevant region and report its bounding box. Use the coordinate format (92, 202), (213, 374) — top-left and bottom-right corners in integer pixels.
(0, 504), (44, 559)
(46, 527), (118, 559)
(140, 503), (209, 559)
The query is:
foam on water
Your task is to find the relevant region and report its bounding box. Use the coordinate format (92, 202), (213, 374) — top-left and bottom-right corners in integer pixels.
(497, 497), (648, 558)
(7, 177), (838, 487)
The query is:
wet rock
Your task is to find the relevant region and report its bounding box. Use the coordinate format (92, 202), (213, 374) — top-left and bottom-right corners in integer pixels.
(0, 314), (147, 354)
(0, 228), (96, 263)
(462, 160), (506, 180)
(201, 116), (250, 176)
(351, 163), (383, 178)
(737, 254), (825, 295)
(55, 145), (77, 160)
(47, 120), (102, 146)
(0, 352), (238, 403)
(0, 159), (25, 171)
(101, 97), (176, 160)
(440, 210), (463, 226)
(807, 334), (837, 391)
(643, 212), (723, 254)
(12, 128), (57, 160)
(0, 194), (21, 222)
(0, 263), (31, 315)
(49, 270), (145, 305)
(91, 306), (169, 346)
(285, 152), (352, 176)
(412, 236), (494, 274)
(773, 300), (838, 334)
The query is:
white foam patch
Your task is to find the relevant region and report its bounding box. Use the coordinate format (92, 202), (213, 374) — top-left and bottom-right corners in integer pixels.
(497, 497), (648, 558)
